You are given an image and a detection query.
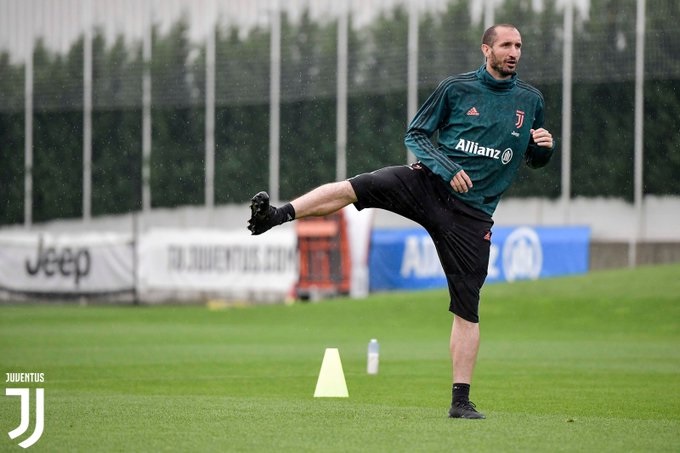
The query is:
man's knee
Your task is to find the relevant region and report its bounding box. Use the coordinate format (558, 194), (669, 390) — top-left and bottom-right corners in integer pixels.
(453, 314), (479, 328)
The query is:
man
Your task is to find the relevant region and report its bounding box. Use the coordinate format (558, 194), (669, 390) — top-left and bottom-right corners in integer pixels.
(247, 24), (555, 419)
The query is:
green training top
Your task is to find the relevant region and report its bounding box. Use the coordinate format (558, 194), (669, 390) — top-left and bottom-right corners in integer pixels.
(404, 64), (555, 217)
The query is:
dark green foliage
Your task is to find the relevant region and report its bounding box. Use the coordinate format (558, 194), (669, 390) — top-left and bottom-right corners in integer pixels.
(92, 109), (143, 215)
(278, 11), (338, 199)
(213, 24), (270, 203)
(0, 0), (679, 224)
(0, 111), (24, 225)
(214, 105), (270, 204)
(279, 99), (336, 200)
(419, 0), (482, 83)
(347, 92), (408, 176)
(32, 111), (83, 222)
(0, 52), (24, 224)
(148, 20), (205, 208)
(150, 106), (205, 208)
(91, 32), (144, 215)
(347, 7), (410, 178)
(643, 79), (680, 196)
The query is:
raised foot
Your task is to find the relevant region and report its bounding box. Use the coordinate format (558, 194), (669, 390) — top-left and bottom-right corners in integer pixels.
(247, 191), (276, 235)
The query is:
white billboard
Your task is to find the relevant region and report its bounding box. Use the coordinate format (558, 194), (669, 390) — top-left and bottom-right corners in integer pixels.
(137, 227), (298, 300)
(0, 232), (134, 295)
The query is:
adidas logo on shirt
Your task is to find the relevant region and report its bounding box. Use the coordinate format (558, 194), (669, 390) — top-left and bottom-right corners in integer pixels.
(466, 107), (479, 116)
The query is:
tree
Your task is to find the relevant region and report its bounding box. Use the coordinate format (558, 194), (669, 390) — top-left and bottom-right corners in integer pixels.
(642, 0), (680, 196)
(32, 38), (83, 222)
(0, 52), (25, 225)
(1, 0), (679, 226)
(278, 10), (338, 200)
(150, 20), (205, 208)
(570, 0), (637, 199)
(213, 25), (270, 204)
(91, 31), (143, 215)
(347, 5), (410, 177)
(419, 0), (480, 85)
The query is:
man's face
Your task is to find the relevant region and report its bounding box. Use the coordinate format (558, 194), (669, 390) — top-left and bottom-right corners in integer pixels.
(482, 27), (522, 79)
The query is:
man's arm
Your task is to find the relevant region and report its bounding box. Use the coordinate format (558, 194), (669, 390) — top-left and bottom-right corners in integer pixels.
(525, 127), (555, 168)
(404, 78), (463, 182)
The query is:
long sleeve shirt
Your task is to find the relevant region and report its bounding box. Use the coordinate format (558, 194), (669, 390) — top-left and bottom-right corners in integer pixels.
(404, 64), (555, 217)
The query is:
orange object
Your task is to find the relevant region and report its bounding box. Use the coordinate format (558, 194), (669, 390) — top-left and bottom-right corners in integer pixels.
(295, 211), (351, 300)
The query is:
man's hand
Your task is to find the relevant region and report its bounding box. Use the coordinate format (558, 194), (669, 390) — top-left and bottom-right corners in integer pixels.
(450, 170), (473, 193)
(530, 128), (554, 149)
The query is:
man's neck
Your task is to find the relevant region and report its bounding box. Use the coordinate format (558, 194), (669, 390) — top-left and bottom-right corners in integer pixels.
(485, 64), (512, 81)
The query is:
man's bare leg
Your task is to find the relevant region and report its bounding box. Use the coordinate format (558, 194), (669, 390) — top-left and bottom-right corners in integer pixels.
(448, 314), (485, 418)
(248, 181), (357, 235)
(291, 181), (357, 218)
(450, 315), (480, 383)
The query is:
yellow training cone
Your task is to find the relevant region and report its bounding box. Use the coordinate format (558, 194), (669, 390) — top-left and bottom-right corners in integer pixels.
(313, 348), (349, 398)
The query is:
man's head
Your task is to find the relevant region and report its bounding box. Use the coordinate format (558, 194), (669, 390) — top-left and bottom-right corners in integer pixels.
(481, 24), (522, 80)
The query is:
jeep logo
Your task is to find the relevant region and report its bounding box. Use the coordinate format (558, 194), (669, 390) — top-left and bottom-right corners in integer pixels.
(25, 236), (91, 286)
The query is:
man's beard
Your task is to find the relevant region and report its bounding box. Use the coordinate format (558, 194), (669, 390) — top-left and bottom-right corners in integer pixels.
(489, 52), (517, 77)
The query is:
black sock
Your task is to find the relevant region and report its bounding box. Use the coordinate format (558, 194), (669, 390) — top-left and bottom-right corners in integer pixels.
(452, 383), (470, 404)
(275, 203), (296, 224)
(268, 203), (295, 228)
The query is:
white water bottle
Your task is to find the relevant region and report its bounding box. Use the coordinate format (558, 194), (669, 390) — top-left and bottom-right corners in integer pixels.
(367, 339), (379, 375)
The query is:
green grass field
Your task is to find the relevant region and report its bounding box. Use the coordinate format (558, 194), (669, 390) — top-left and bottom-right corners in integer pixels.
(1, 264), (679, 452)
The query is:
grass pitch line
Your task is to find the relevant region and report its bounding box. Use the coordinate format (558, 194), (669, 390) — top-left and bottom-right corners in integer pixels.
(313, 348), (349, 398)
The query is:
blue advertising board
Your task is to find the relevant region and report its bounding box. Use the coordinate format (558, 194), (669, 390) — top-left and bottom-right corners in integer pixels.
(368, 226), (590, 292)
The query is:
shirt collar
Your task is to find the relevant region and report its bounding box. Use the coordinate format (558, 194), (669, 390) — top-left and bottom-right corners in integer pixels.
(476, 64), (517, 91)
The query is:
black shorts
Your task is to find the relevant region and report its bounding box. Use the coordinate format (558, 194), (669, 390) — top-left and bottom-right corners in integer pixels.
(348, 163), (493, 323)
